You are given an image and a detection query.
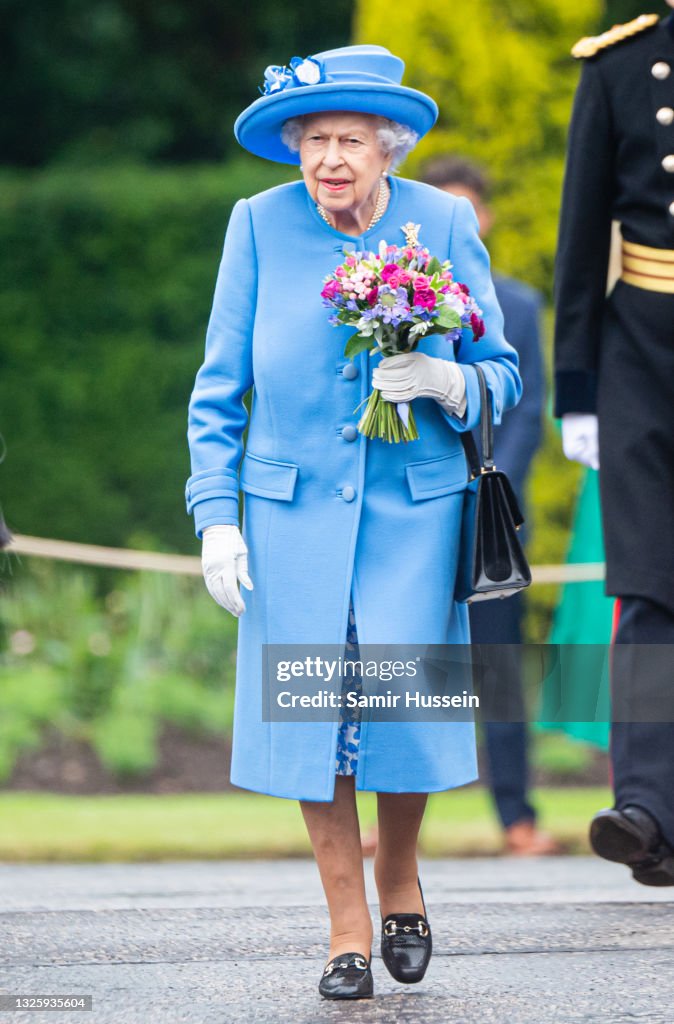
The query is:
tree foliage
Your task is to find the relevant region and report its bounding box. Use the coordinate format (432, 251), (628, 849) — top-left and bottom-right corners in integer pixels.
(356, 0), (604, 293)
(1, 0), (354, 167)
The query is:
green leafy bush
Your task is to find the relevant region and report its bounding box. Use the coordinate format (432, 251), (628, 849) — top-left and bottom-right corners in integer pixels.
(0, 559), (237, 780)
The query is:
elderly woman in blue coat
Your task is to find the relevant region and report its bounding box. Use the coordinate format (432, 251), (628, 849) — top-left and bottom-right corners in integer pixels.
(186, 45), (521, 1000)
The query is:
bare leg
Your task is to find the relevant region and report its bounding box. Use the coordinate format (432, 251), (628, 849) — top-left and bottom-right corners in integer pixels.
(300, 775), (373, 960)
(374, 792), (427, 918)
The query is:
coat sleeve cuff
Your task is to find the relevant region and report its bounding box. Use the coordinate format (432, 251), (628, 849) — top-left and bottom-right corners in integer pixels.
(193, 500), (240, 538)
(554, 371), (597, 416)
(185, 468), (240, 537)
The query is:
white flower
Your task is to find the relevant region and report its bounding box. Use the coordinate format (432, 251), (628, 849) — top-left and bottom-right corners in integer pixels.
(293, 58), (322, 85)
(442, 292), (467, 314)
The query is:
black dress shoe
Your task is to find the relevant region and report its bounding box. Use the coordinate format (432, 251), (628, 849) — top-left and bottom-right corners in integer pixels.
(318, 952), (373, 1000)
(590, 806), (674, 886)
(380, 876), (432, 984)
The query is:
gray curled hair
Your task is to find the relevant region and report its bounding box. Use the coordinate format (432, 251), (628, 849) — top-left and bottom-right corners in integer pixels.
(281, 115), (418, 171)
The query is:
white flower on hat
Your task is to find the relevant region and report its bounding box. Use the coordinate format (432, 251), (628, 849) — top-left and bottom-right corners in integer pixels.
(290, 55), (324, 86)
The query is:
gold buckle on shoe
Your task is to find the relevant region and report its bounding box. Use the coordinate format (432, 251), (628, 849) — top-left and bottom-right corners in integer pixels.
(384, 919), (429, 937)
(323, 955), (368, 975)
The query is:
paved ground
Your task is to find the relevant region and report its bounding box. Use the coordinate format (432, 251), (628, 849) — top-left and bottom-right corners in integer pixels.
(1, 857), (672, 1023)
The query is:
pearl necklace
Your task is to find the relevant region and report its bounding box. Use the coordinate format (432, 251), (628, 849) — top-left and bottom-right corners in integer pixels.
(316, 176), (390, 232)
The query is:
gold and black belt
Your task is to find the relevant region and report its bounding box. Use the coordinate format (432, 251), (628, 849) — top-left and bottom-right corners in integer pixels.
(621, 240), (674, 293)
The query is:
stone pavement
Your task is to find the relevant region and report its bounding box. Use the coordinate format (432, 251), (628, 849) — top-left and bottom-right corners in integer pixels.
(0, 857), (672, 1024)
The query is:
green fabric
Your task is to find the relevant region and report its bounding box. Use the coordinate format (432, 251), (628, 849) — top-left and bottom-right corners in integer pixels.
(539, 470), (613, 750)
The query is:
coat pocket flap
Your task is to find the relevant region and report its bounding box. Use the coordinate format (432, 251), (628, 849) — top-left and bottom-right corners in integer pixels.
(240, 452), (299, 501)
(405, 451), (468, 501)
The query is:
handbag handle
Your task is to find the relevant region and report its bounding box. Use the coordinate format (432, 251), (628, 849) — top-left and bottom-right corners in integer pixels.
(460, 364), (494, 478)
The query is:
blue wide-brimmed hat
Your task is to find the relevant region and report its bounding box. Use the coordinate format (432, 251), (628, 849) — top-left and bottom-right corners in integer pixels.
(234, 44), (438, 165)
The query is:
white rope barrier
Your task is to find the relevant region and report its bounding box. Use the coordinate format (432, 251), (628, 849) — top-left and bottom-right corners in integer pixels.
(5, 534), (606, 586)
(7, 534), (202, 576)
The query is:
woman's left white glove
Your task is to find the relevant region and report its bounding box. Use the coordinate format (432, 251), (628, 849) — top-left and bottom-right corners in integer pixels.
(372, 351), (467, 417)
(201, 524), (253, 617)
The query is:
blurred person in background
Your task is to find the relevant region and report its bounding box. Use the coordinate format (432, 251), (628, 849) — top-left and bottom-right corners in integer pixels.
(422, 157), (555, 857)
(555, 8), (674, 886)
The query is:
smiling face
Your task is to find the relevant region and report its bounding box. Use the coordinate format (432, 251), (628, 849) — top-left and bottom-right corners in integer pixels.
(298, 111), (392, 233)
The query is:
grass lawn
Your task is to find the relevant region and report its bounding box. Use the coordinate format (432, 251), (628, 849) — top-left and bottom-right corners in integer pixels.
(0, 786), (610, 862)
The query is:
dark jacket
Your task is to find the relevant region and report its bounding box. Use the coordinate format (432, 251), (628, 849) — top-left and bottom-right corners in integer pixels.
(554, 13), (674, 415)
(492, 274), (544, 504)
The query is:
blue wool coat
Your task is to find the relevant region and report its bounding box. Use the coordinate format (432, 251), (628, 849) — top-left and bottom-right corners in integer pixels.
(186, 175), (522, 801)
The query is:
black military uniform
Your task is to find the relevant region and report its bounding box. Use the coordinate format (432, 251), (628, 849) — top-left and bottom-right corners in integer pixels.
(554, 12), (674, 884)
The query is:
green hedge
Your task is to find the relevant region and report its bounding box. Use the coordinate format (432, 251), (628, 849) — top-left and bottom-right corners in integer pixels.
(0, 159), (293, 551)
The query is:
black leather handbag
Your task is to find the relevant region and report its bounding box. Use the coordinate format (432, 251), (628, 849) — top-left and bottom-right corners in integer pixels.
(455, 364), (532, 604)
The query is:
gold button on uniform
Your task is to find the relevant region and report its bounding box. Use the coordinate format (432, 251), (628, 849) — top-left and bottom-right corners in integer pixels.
(652, 61), (671, 80)
(657, 107), (674, 126)
(662, 155), (674, 173)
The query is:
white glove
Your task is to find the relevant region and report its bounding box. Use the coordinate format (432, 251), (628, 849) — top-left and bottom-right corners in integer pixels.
(561, 413), (600, 470)
(371, 351), (467, 417)
(201, 524), (253, 617)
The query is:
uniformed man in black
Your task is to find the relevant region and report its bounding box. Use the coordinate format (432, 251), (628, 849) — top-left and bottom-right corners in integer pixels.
(555, 8), (674, 885)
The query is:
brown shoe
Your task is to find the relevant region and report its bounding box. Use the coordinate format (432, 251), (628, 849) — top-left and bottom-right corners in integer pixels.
(504, 820), (562, 856)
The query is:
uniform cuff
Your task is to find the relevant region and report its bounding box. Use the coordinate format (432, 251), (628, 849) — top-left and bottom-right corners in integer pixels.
(554, 371), (597, 416)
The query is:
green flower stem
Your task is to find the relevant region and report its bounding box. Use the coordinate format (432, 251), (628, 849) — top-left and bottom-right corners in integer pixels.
(357, 391), (419, 443)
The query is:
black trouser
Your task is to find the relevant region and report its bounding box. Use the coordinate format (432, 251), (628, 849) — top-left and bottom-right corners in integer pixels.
(470, 593), (536, 830)
(611, 596), (674, 848)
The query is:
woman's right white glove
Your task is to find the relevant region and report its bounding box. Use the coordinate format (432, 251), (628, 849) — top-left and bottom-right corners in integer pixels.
(561, 413), (600, 470)
(201, 524), (253, 617)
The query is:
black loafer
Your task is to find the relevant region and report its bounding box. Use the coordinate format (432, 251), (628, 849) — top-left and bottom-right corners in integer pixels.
(590, 806), (674, 887)
(381, 877), (432, 984)
(318, 952), (373, 1000)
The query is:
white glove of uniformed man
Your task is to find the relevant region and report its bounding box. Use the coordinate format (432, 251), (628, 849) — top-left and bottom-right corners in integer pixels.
(561, 413), (600, 470)
(201, 524), (253, 617)
(372, 351), (467, 417)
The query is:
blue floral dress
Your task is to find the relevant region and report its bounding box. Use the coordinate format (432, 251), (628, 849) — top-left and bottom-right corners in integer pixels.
(335, 596), (363, 776)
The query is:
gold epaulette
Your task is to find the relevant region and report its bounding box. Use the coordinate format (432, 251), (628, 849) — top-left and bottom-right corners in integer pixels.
(571, 13), (659, 59)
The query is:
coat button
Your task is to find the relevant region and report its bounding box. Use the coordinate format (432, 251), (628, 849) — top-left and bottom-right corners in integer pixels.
(662, 155), (674, 173)
(342, 362), (359, 380)
(341, 485), (356, 502)
(341, 425), (358, 442)
(657, 106), (674, 126)
(652, 61), (671, 80)
(669, 200), (674, 217)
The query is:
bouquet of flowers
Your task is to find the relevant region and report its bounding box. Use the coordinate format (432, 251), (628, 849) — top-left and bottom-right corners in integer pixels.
(321, 223), (485, 442)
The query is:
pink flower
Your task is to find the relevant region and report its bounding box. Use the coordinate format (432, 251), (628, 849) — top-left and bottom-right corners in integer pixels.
(380, 263), (400, 283)
(321, 279), (341, 300)
(382, 269), (402, 289)
(413, 275), (431, 290)
(365, 286), (379, 305)
(335, 267), (346, 277)
(414, 287), (437, 310)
